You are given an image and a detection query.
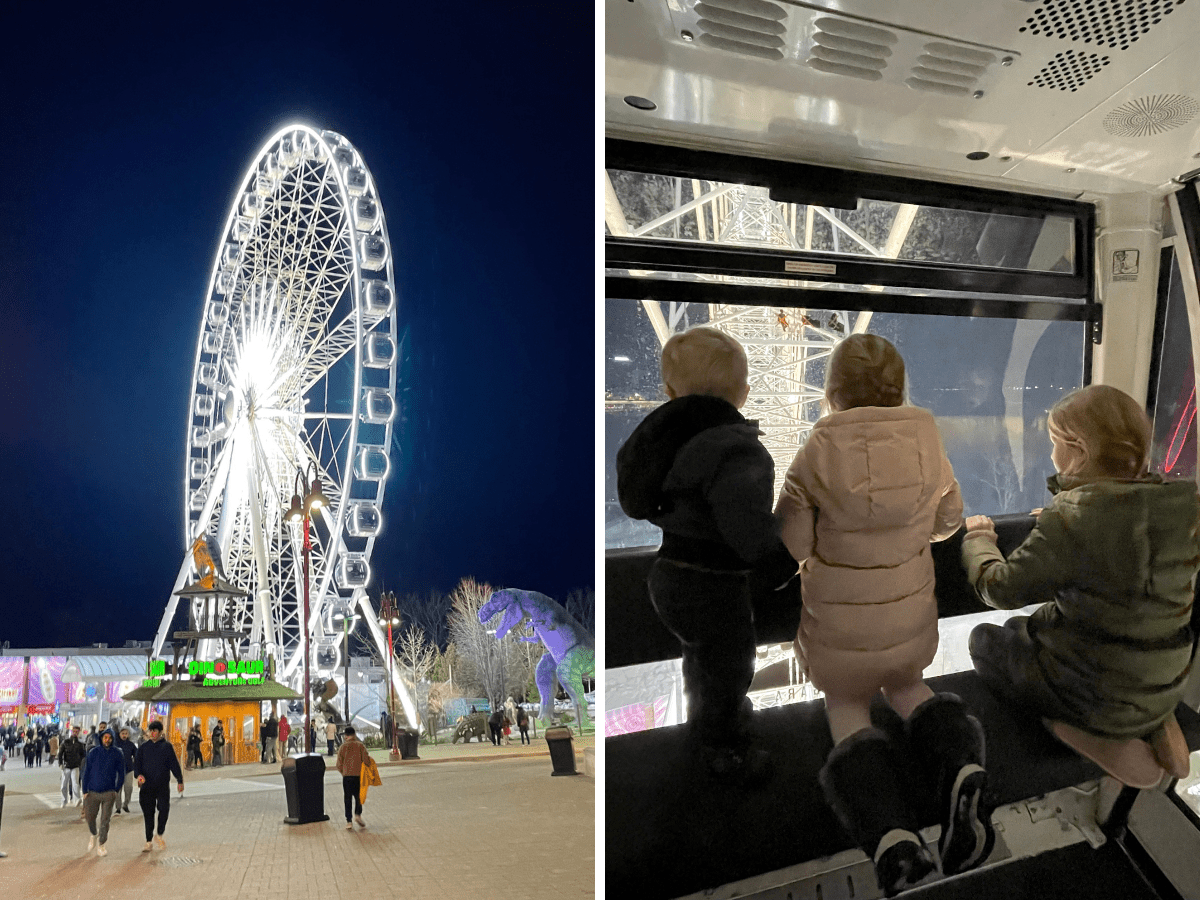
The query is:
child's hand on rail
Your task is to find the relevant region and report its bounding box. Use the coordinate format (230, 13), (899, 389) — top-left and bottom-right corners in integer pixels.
(963, 515), (997, 543)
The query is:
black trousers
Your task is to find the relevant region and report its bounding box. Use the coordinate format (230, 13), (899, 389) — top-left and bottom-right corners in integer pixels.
(519, 725), (530, 744)
(488, 724), (501, 745)
(139, 783), (172, 842)
(342, 776), (362, 821)
(648, 558), (755, 749)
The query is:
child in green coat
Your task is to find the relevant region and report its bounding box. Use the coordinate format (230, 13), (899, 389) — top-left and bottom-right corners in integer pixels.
(963, 384), (1198, 781)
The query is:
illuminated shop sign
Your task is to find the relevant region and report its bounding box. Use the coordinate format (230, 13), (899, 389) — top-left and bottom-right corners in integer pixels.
(142, 658), (266, 688)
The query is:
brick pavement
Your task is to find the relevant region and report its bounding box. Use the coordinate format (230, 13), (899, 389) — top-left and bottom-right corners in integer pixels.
(0, 744), (594, 900)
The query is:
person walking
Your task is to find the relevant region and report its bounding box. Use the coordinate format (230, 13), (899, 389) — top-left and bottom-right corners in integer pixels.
(263, 713), (279, 763)
(211, 722), (225, 767)
(325, 720), (338, 756)
(186, 725), (203, 770)
(279, 716), (291, 756)
(516, 706), (530, 745)
(488, 708), (504, 746)
(114, 726), (137, 814)
(334, 726), (369, 829)
(81, 728), (125, 857)
(58, 724), (85, 807)
(134, 720), (184, 852)
(48, 731), (59, 767)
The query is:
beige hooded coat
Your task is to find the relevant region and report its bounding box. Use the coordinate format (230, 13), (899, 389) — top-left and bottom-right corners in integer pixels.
(776, 406), (963, 700)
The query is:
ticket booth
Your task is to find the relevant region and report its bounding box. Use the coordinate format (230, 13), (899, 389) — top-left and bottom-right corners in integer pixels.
(123, 673), (300, 765)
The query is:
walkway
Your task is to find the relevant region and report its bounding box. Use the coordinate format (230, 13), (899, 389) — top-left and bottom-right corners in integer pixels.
(0, 739), (594, 900)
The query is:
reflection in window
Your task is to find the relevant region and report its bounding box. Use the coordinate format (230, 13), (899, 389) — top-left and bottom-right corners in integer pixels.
(1150, 253), (1196, 480)
(605, 170), (1076, 274)
(606, 299), (1084, 549)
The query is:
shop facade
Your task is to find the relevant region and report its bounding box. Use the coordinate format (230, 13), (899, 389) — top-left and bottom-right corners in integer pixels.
(123, 665), (300, 765)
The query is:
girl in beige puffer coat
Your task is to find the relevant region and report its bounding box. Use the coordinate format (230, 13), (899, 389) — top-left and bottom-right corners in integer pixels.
(776, 335), (991, 896)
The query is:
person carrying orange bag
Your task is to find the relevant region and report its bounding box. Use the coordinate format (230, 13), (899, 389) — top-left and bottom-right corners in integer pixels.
(335, 726), (371, 830)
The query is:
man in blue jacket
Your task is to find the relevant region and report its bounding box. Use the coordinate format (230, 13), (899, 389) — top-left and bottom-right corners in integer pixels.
(81, 728), (125, 857)
(134, 721), (184, 852)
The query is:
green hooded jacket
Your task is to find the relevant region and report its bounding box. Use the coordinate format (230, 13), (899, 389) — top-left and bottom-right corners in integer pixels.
(962, 474), (1200, 738)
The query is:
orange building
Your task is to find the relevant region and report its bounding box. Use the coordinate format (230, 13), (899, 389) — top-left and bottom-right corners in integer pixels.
(123, 679), (301, 765)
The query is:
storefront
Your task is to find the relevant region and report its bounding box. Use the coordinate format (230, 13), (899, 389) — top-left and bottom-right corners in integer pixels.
(123, 666), (300, 765)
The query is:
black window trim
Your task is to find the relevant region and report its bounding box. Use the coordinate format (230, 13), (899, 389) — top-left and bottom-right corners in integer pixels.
(607, 138), (1096, 301)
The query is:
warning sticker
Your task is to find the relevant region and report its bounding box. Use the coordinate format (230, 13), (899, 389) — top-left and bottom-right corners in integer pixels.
(1112, 249), (1139, 283)
(785, 260), (837, 276)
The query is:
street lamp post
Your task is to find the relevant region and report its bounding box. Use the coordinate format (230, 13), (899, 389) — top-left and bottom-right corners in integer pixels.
(285, 461), (328, 756)
(332, 608), (361, 726)
(379, 592), (400, 761)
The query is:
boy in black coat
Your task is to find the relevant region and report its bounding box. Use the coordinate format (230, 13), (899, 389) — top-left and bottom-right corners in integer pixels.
(617, 327), (795, 781)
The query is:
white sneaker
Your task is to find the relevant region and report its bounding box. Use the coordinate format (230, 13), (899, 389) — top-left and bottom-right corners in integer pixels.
(61, 800), (67, 808)
(96, 844), (107, 857)
(87, 835), (95, 852)
(153, 835), (166, 851)
(142, 842), (152, 853)
(354, 815), (366, 828)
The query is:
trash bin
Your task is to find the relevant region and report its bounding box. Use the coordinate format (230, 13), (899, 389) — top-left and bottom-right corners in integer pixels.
(545, 726), (578, 776)
(281, 754), (329, 824)
(399, 728), (420, 760)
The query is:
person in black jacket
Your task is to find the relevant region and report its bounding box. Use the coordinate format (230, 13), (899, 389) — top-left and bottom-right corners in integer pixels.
(58, 725), (86, 806)
(616, 327), (795, 783)
(134, 721), (184, 852)
(185, 725), (203, 770)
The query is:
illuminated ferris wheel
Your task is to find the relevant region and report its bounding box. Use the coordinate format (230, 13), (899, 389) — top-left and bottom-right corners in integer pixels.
(152, 124), (415, 722)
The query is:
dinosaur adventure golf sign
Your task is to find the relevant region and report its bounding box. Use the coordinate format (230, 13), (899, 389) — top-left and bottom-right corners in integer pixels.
(142, 659), (267, 688)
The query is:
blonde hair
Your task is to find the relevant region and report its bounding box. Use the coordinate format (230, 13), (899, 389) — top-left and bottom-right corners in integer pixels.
(1048, 384), (1151, 478)
(661, 327), (748, 405)
(825, 333), (906, 411)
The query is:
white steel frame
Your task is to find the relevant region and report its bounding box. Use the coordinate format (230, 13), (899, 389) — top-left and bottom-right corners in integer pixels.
(605, 173), (918, 498)
(153, 124), (418, 727)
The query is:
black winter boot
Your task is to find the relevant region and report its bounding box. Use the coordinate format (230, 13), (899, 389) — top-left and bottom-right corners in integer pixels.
(906, 693), (995, 876)
(819, 728), (936, 897)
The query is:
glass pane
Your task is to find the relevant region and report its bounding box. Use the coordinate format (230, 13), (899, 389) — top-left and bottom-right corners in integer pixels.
(1150, 253), (1196, 479)
(605, 298), (1086, 549)
(243, 715), (254, 743)
(606, 169), (1076, 273)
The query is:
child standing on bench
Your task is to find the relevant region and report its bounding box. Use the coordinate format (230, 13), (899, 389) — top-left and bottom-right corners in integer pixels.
(617, 327), (796, 782)
(776, 334), (992, 895)
(962, 384), (1198, 784)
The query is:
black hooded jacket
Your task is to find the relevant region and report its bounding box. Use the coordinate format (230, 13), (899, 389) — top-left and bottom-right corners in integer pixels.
(617, 394), (794, 583)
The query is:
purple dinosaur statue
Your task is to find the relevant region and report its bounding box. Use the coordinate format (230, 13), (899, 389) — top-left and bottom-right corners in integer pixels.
(479, 589), (594, 726)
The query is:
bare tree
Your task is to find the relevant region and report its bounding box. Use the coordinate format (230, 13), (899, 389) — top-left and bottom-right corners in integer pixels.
(564, 587), (595, 637)
(448, 577), (524, 708)
(393, 590), (453, 651)
(394, 625), (439, 734)
(977, 453), (1019, 513)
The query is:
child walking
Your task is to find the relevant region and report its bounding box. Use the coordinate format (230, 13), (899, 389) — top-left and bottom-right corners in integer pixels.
(963, 384), (1197, 782)
(776, 334), (991, 895)
(617, 327), (796, 782)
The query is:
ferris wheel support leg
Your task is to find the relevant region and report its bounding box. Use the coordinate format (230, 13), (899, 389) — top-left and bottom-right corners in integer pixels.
(357, 592), (421, 734)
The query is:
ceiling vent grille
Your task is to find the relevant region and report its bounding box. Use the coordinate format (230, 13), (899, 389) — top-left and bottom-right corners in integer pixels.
(1019, 0), (1186, 51)
(695, 0), (788, 60)
(1103, 94), (1200, 136)
(1029, 49), (1110, 92)
(804, 16), (898, 81)
(907, 42), (996, 95)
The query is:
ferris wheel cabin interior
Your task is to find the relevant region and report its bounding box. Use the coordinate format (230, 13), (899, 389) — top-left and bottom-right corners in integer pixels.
(603, 1), (1200, 897)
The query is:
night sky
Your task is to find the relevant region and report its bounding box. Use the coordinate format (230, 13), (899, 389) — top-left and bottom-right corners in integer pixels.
(0, 8), (595, 648)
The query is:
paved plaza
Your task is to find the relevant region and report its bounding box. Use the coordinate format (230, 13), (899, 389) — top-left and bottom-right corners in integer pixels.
(0, 740), (595, 899)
